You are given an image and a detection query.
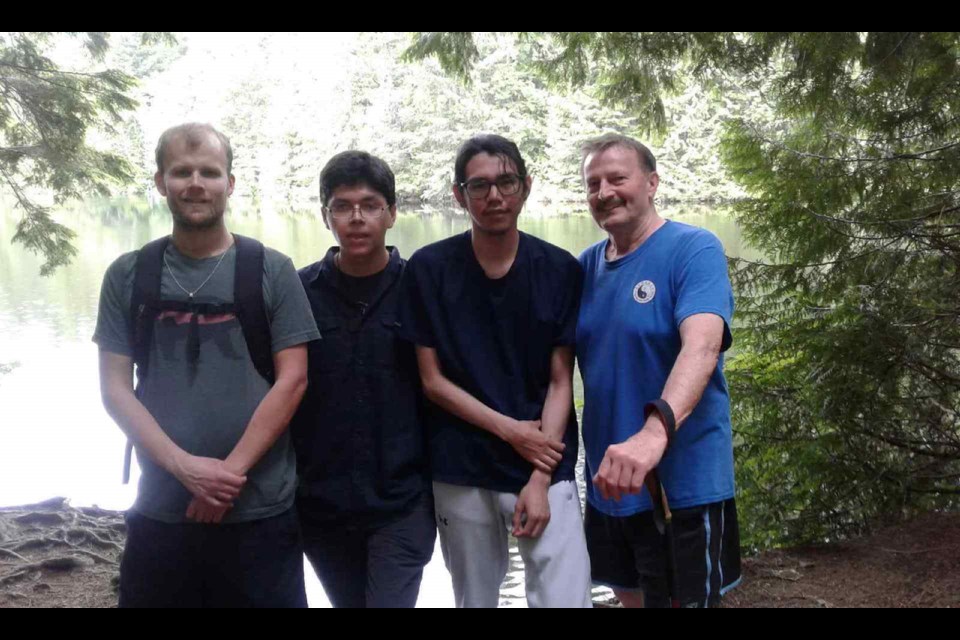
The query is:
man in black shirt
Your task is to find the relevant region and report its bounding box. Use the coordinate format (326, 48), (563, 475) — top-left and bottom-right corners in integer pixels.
(292, 151), (435, 608)
(399, 134), (592, 608)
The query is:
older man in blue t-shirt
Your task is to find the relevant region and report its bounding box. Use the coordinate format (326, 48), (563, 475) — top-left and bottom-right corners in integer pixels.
(577, 133), (742, 608)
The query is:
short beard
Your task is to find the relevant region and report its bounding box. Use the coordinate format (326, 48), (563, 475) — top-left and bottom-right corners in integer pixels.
(170, 207), (226, 232)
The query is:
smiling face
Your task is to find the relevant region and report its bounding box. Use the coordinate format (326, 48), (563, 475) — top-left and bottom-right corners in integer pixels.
(154, 130), (235, 231)
(324, 182), (396, 262)
(453, 152), (532, 237)
(582, 144), (659, 234)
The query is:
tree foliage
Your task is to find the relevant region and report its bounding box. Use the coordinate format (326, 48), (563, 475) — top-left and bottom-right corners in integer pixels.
(722, 33), (960, 547)
(408, 32), (960, 547)
(121, 33), (737, 213)
(0, 33), (161, 274)
(324, 33), (644, 206)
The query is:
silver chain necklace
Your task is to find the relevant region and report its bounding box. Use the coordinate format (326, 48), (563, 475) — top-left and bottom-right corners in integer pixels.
(163, 248), (230, 300)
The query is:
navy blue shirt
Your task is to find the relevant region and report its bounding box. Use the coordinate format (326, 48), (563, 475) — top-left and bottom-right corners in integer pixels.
(398, 231), (582, 494)
(292, 247), (429, 527)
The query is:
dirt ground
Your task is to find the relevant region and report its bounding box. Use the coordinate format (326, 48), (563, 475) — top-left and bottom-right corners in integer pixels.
(2, 498), (957, 608)
(724, 511), (960, 608)
(0, 498), (123, 608)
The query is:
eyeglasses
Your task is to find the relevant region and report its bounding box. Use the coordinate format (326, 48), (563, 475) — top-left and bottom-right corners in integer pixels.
(459, 173), (524, 200)
(323, 202), (389, 220)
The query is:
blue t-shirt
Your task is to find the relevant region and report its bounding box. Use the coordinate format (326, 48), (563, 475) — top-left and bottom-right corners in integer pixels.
(399, 231), (582, 494)
(577, 220), (735, 516)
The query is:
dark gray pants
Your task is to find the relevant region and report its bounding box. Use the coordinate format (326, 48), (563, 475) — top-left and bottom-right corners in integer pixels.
(119, 508), (307, 608)
(298, 494), (436, 608)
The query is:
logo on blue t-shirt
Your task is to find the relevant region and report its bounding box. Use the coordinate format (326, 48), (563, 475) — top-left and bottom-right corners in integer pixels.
(633, 280), (656, 304)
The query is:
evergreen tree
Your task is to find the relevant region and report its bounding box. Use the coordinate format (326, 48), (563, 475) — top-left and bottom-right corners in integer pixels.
(0, 32), (167, 274)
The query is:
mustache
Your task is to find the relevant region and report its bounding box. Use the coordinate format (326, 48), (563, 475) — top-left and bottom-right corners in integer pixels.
(596, 199), (625, 211)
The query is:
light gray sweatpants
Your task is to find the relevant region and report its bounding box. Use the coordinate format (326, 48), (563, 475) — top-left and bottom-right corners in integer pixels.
(433, 480), (593, 608)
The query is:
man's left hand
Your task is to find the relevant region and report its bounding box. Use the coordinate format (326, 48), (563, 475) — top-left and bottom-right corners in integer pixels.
(186, 497), (231, 524)
(593, 415), (669, 502)
(512, 472), (551, 538)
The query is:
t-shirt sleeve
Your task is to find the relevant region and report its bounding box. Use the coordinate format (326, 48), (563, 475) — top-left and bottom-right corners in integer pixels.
(397, 252), (437, 348)
(264, 254), (321, 353)
(554, 258), (584, 347)
(92, 253), (136, 357)
(674, 232), (734, 351)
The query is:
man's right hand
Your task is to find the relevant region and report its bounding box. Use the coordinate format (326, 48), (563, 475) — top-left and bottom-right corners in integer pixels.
(500, 419), (565, 473)
(174, 455), (246, 507)
(186, 497), (231, 524)
(592, 415), (668, 502)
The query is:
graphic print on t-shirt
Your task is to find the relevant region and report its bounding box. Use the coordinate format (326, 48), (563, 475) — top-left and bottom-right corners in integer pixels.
(158, 310), (236, 325)
(633, 280), (657, 304)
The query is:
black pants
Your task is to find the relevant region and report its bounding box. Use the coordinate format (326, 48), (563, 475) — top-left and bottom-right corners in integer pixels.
(119, 508), (307, 608)
(298, 494), (437, 608)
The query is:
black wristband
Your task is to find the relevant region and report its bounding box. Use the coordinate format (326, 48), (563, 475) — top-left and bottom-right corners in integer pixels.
(644, 399), (676, 451)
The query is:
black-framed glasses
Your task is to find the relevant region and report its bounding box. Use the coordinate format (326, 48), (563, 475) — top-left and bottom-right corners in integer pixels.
(323, 202), (389, 220)
(459, 173), (523, 200)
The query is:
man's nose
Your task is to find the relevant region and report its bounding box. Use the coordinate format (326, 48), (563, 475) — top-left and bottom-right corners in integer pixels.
(598, 181), (614, 200)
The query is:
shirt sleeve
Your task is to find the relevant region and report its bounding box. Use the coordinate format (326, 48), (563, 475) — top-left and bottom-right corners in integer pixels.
(554, 257), (584, 347)
(92, 253), (137, 356)
(673, 232), (734, 351)
(397, 252), (438, 348)
(264, 253), (321, 353)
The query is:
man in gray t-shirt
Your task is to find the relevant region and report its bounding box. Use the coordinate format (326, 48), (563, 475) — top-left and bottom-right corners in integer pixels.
(94, 123), (319, 608)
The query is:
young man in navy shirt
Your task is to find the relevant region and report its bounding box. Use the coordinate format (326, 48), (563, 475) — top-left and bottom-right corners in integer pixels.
(400, 134), (592, 608)
(577, 133), (742, 608)
(292, 151), (435, 608)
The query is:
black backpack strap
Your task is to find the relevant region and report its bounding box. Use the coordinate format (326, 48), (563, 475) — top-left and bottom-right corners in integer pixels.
(130, 236), (170, 388)
(125, 235), (170, 484)
(233, 234), (274, 383)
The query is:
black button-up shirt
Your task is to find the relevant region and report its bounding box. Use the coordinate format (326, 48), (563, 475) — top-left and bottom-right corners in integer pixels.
(292, 247), (428, 527)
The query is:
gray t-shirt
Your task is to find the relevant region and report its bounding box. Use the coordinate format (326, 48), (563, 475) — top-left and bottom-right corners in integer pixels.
(93, 240), (320, 523)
